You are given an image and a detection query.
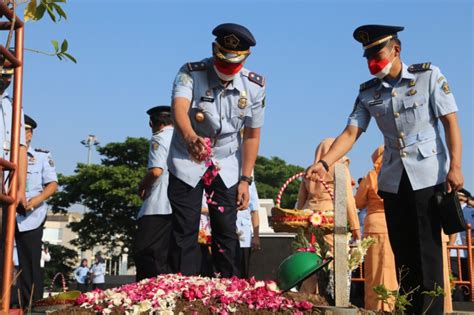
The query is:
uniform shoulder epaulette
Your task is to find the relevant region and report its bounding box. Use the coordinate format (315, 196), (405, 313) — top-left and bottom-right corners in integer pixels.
(247, 72), (265, 87)
(359, 78), (379, 91)
(408, 62), (431, 73)
(34, 148), (50, 153)
(187, 61), (208, 72)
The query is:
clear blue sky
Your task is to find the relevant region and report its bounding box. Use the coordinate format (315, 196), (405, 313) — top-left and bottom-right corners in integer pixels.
(18, 0), (473, 190)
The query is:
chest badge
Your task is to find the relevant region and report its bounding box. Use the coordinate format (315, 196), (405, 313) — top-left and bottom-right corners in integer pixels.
(373, 92), (381, 100)
(409, 80), (416, 87)
(238, 91), (248, 109)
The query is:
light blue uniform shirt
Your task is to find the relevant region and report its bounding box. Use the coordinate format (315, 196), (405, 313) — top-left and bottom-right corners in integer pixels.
(1, 93), (26, 159)
(137, 126), (174, 218)
(74, 266), (90, 284)
(236, 182), (259, 248)
(16, 147), (58, 232)
(169, 58), (266, 188)
(348, 63), (457, 193)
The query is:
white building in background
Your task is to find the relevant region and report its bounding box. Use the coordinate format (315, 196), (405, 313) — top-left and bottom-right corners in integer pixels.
(42, 205), (134, 276)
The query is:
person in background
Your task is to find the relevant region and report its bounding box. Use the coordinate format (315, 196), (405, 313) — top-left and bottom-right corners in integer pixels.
(40, 245), (51, 268)
(74, 259), (90, 293)
(354, 146), (397, 312)
(297, 138), (360, 297)
(90, 252), (106, 290)
(356, 177), (367, 237)
(236, 180), (260, 279)
(134, 106), (174, 281)
(15, 115), (58, 305)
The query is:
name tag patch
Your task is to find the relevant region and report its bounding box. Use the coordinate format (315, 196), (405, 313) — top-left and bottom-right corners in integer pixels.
(368, 100), (384, 106)
(200, 96), (214, 102)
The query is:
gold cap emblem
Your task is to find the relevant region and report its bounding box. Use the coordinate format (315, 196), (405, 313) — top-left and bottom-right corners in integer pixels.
(224, 34), (240, 49)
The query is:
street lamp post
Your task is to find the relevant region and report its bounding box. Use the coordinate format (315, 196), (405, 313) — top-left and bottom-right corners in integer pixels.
(80, 135), (99, 259)
(80, 135), (99, 165)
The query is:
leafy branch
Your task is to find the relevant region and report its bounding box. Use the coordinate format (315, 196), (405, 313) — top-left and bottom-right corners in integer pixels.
(24, 39), (76, 63)
(24, 0), (67, 22)
(2, 0), (77, 63)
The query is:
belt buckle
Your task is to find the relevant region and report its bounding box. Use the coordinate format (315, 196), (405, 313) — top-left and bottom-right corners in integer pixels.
(397, 137), (406, 149)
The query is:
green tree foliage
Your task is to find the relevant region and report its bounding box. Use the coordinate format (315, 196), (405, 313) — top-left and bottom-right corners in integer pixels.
(49, 137), (148, 258)
(42, 242), (78, 288)
(254, 156), (304, 208)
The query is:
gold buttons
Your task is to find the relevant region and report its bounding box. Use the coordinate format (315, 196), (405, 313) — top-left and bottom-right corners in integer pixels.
(399, 132), (405, 137)
(391, 91), (397, 97)
(401, 151), (407, 157)
(432, 149), (436, 154)
(408, 89), (417, 96)
(414, 102), (419, 107)
(394, 112), (400, 118)
(195, 111), (205, 123)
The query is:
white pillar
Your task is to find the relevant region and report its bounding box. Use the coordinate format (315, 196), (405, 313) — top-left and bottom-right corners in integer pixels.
(334, 163), (349, 307)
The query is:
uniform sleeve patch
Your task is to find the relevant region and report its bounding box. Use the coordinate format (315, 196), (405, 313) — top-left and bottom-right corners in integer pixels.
(152, 141), (159, 151)
(187, 62), (207, 72)
(174, 72), (191, 86)
(407, 62), (432, 73)
(441, 81), (451, 94)
(262, 97), (266, 108)
(248, 72), (265, 87)
(48, 159), (55, 167)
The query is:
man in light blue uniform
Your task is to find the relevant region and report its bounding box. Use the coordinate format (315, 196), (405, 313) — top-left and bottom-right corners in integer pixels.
(236, 181), (260, 278)
(168, 23), (265, 277)
(135, 106), (174, 281)
(0, 65), (28, 210)
(306, 25), (463, 314)
(0, 63), (28, 308)
(15, 115), (58, 305)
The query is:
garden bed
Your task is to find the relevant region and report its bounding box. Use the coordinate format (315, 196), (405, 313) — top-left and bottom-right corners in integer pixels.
(44, 274), (331, 314)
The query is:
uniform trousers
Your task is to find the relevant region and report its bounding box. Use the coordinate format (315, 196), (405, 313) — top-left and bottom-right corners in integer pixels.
(379, 170), (444, 315)
(239, 247), (251, 279)
(134, 214), (172, 282)
(15, 224), (44, 307)
(168, 173), (240, 278)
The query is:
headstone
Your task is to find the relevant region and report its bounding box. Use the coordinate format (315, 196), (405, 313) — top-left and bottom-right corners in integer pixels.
(334, 163), (349, 307)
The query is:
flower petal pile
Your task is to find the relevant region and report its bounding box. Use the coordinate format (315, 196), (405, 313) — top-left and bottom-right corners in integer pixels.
(76, 274), (315, 314)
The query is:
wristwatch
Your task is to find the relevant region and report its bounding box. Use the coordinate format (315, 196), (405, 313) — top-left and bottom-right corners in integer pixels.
(240, 175), (253, 185)
(317, 159), (330, 172)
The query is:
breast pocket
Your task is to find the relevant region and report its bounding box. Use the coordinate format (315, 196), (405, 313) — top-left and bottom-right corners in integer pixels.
(402, 95), (427, 124)
(27, 166), (42, 192)
(368, 103), (388, 121)
(230, 106), (252, 130)
(190, 100), (219, 136)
